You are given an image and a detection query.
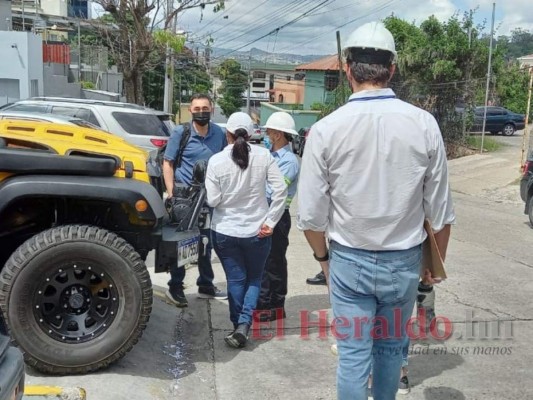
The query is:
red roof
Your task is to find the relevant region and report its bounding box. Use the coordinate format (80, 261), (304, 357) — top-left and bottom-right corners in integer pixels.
(296, 55), (340, 71)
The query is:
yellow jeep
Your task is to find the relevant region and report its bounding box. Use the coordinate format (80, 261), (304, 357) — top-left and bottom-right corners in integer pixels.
(0, 120), (201, 375)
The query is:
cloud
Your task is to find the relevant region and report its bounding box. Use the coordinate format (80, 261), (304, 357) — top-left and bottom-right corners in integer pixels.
(178, 0), (529, 55)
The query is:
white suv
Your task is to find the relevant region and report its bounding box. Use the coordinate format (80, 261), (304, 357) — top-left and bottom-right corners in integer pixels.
(1, 98), (173, 153)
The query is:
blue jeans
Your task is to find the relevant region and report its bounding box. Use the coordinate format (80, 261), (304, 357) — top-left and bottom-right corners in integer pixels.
(212, 231), (272, 327)
(329, 241), (421, 400)
(168, 227), (214, 289)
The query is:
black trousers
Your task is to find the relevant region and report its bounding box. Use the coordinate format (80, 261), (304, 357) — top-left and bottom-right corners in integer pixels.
(258, 209), (291, 310)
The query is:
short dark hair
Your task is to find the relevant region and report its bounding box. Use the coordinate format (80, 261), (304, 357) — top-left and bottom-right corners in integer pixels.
(347, 61), (391, 85)
(190, 93), (213, 105)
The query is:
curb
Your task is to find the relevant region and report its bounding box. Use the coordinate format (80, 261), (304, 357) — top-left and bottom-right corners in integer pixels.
(24, 386), (86, 399)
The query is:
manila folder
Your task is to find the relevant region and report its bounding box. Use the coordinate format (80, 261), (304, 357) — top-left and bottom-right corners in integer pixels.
(421, 219), (447, 280)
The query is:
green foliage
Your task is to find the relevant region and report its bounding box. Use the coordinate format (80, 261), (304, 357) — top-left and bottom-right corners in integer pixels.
(497, 63), (532, 120)
(383, 11), (505, 142)
(466, 136), (502, 152)
(80, 81), (95, 89)
(497, 29), (533, 60)
(217, 59), (247, 117)
(153, 30), (186, 53)
(143, 50), (213, 112)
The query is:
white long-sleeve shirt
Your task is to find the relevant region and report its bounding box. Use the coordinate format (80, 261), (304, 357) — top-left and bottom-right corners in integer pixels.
(297, 88), (455, 251)
(206, 144), (288, 238)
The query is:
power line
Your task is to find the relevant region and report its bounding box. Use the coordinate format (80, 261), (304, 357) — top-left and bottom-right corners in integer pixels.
(195, 0), (273, 41)
(212, 0), (337, 60)
(275, 0), (399, 55)
(213, 0), (309, 49)
(193, 0), (239, 35)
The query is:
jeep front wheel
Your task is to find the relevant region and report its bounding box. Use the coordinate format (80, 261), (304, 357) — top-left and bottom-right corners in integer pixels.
(0, 225), (152, 374)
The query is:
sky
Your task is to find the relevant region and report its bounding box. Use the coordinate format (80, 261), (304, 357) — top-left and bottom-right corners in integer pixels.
(172, 0), (533, 56)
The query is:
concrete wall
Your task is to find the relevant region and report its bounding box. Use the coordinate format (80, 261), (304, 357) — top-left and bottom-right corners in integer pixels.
(271, 79), (304, 104)
(0, 31), (44, 105)
(260, 102), (320, 132)
(0, 0), (11, 31)
(41, 0), (68, 17)
(303, 70), (326, 109)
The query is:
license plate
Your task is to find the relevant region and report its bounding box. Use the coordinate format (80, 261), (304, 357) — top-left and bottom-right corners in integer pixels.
(177, 236), (200, 267)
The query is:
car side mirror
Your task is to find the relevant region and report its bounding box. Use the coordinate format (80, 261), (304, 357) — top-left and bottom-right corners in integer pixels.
(192, 159), (207, 185)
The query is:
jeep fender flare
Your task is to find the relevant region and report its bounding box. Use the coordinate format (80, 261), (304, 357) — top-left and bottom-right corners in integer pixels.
(0, 175), (165, 221)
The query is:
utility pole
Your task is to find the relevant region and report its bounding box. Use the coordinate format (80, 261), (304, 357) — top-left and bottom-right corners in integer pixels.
(246, 52), (252, 114)
(163, 0), (173, 113)
(480, 2), (496, 154)
(78, 19), (81, 82)
(520, 66), (533, 168)
(336, 30), (344, 107)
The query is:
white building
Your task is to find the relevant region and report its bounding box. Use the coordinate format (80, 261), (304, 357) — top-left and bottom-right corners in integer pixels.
(0, 0), (11, 31)
(518, 54), (533, 69)
(0, 31), (44, 105)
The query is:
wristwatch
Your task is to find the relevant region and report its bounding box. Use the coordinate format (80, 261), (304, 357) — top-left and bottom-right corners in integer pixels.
(313, 251), (329, 262)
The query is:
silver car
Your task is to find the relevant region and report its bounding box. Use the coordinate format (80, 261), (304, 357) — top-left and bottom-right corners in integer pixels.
(1, 98), (171, 153)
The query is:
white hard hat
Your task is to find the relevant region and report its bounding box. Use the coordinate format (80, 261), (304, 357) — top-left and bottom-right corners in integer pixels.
(226, 112), (253, 137)
(343, 21), (397, 63)
(264, 112), (298, 136)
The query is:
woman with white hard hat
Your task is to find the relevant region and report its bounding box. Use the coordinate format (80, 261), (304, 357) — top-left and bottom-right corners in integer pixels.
(205, 111), (287, 349)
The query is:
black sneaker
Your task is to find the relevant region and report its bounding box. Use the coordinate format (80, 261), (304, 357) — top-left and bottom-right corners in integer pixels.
(306, 271), (327, 286)
(224, 324), (249, 348)
(165, 286), (188, 307)
(198, 286), (228, 300)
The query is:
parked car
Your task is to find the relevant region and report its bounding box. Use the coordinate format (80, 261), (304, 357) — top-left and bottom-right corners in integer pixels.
(1, 98), (171, 152)
(0, 111), (101, 130)
(0, 308), (25, 400)
(471, 106), (525, 136)
(151, 110), (176, 136)
(288, 131), (302, 155)
(250, 123), (264, 143)
(297, 127), (310, 157)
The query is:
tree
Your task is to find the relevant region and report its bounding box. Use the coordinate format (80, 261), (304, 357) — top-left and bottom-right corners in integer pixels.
(91, 0), (224, 104)
(498, 28), (533, 60)
(384, 12), (505, 142)
(217, 59), (247, 117)
(496, 63), (532, 120)
(143, 48), (213, 111)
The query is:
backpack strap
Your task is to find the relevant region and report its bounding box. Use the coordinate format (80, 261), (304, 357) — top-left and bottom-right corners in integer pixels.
(175, 122), (191, 169)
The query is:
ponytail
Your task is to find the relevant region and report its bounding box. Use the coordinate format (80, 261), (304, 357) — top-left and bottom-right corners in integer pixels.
(230, 128), (250, 170)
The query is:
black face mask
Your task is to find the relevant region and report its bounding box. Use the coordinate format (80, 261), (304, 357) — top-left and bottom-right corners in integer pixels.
(192, 111), (211, 126)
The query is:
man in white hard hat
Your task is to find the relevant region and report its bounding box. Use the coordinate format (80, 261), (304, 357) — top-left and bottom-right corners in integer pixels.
(256, 112), (300, 322)
(297, 21), (455, 400)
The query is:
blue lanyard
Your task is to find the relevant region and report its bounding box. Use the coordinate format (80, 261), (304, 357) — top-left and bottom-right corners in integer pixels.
(348, 95), (396, 102)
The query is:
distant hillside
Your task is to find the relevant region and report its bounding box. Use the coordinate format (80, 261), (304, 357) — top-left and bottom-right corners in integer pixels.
(209, 46), (327, 66)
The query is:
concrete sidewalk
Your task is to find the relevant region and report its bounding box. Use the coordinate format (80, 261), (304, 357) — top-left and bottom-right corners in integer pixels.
(146, 144), (533, 400)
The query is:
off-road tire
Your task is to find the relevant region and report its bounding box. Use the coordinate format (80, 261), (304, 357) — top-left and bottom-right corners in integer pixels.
(0, 225), (152, 375)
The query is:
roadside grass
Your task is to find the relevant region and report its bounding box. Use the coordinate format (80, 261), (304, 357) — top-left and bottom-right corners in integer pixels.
(466, 135), (504, 152)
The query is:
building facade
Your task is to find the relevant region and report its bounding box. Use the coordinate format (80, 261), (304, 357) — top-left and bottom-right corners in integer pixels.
(295, 55), (340, 109)
(0, 31), (44, 105)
